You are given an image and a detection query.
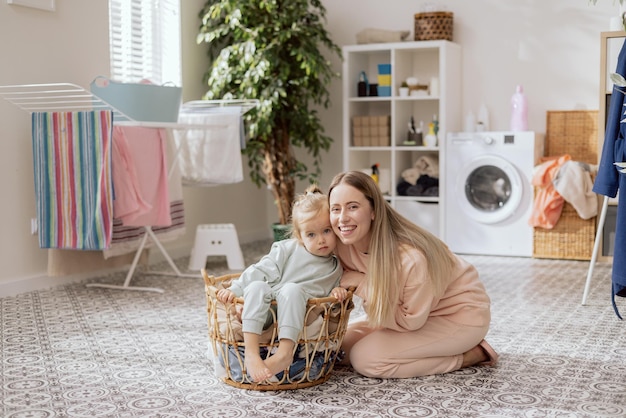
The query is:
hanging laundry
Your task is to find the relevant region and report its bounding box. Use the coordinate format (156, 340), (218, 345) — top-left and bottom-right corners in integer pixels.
(112, 126), (171, 227)
(173, 109), (244, 186)
(111, 127), (152, 223)
(104, 129), (185, 259)
(31, 111), (114, 250)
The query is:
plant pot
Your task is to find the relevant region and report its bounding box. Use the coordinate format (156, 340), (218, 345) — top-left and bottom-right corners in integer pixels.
(272, 223), (291, 242)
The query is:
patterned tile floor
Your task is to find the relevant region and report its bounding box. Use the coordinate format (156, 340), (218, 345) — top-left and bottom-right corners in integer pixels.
(1, 240), (625, 417)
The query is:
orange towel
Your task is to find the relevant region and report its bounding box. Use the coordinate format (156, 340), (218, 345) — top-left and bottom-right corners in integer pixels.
(528, 154), (571, 229)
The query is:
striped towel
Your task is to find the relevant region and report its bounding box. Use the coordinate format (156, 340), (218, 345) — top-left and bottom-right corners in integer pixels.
(31, 111), (114, 250)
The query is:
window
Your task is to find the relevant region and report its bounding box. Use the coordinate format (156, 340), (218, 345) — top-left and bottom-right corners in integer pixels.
(108, 0), (181, 86)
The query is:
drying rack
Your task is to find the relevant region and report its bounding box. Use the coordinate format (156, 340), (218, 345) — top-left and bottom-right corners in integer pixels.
(0, 82), (258, 293)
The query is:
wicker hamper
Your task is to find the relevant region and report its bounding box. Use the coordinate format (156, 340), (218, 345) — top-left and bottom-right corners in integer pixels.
(414, 12), (453, 41)
(532, 110), (598, 261)
(203, 271), (354, 390)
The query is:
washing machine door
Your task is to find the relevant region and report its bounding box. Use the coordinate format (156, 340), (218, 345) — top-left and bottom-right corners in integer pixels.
(455, 155), (523, 224)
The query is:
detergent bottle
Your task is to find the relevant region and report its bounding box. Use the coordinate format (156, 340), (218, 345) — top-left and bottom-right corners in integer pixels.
(510, 85), (528, 131)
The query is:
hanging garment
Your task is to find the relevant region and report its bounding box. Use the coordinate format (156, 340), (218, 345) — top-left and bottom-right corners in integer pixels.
(110, 127), (152, 223)
(112, 126), (171, 227)
(528, 154), (571, 229)
(593, 37), (626, 319)
(31, 111), (113, 250)
(173, 110), (244, 186)
(103, 201), (185, 259)
(103, 129), (185, 259)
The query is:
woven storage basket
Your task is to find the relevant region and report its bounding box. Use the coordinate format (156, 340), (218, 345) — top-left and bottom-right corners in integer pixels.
(203, 271), (354, 390)
(414, 12), (453, 41)
(532, 110), (598, 261)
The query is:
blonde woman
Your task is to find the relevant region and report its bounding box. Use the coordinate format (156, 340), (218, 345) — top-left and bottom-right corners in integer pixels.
(217, 185), (346, 382)
(328, 171), (497, 378)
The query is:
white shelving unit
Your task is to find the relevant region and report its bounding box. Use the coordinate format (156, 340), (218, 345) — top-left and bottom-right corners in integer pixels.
(342, 40), (461, 238)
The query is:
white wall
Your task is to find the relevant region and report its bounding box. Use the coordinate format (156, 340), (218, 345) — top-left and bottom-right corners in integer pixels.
(309, 0), (621, 202)
(0, 0), (619, 294)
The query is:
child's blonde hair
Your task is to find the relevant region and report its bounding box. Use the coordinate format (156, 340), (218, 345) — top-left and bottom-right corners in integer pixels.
(290, 184), (328, 243)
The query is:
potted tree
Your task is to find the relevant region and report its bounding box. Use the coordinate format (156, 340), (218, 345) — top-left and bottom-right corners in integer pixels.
(197, 0), (342, 236)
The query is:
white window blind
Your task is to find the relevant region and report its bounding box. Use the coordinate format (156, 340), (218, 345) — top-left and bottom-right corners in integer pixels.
(108, 0), (181, 86)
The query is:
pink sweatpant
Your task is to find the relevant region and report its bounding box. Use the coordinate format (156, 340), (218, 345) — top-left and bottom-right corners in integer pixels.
(342, 316), (489, 378)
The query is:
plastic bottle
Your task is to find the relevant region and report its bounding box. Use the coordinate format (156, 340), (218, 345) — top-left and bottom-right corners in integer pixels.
(371, 163), (379, 184)
(510, 85), (528, 131)
(424, 123), (438, 147)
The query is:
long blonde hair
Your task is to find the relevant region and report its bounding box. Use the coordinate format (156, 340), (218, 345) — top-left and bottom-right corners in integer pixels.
(328, 171), (456, 327)
(289, 184), (328, 244)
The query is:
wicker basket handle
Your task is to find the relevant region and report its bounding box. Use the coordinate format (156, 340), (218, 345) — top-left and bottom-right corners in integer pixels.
(202, 269), (354, 305)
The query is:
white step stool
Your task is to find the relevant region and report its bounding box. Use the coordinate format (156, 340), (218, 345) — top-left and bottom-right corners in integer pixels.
(189, 224), (245, 271)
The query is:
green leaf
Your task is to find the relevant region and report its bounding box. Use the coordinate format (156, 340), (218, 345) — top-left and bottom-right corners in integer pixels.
(198, 0), (341, 224)
(610, 72), (626, 87)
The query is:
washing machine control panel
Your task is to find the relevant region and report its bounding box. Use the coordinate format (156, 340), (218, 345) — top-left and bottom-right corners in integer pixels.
(481, 134), (516, 146)
(504, 134), (515, 144)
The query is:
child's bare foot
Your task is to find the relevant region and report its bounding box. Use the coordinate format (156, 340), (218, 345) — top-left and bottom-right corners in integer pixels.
(245, 354), (273, 382)
(264, 349), (293, 377)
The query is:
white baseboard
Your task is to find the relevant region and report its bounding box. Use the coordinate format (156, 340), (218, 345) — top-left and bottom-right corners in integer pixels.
(0, 229), (271, 298)
(0, 267), (126, 298)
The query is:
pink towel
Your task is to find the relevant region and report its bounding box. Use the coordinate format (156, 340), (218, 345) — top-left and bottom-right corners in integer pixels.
(111, 128), (152, 223)
(112, 126), (171, 227)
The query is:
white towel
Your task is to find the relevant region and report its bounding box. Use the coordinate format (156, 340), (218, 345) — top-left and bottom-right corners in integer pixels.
(173, 110), (244, 186)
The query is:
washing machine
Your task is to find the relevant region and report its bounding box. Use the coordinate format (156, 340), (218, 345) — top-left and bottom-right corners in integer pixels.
(444, 131), (543, 257)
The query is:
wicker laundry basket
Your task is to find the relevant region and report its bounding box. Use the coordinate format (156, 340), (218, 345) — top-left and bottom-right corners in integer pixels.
(203, 270), (354, 390)
(532, 110), (598, 261)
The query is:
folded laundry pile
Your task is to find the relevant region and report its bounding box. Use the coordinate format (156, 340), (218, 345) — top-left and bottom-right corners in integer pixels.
(397, 154), (439, 197)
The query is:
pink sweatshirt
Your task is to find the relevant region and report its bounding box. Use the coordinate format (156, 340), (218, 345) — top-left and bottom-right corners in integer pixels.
(337, 242), (491, 330)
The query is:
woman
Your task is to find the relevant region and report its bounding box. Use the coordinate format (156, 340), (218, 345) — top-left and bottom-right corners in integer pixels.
(328, 171), (498, 378)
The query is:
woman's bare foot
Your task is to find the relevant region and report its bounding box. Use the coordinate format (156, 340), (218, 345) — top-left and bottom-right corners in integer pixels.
(245, 354), (273, 382)
(462, 340), (499, 368)
(461, 345), (488, 368)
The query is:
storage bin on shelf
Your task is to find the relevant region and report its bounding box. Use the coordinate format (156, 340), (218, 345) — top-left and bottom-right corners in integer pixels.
(532, 110), (598, 261)
(414, 12), (453, 41)
(352, 115), (391, 146)
(203, 271), (354, 390)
